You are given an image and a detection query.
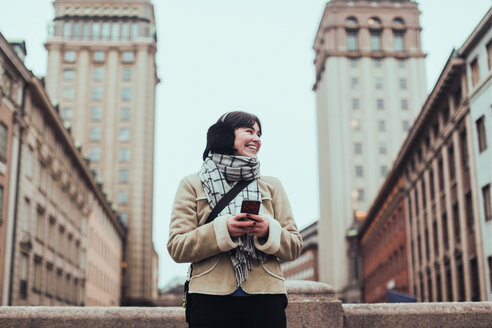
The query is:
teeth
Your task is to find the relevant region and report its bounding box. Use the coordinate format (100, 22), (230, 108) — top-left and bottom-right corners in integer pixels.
(248, 145), (257, 150)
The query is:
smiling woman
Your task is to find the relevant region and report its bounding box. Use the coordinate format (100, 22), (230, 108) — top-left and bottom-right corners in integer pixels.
(167, 111), (302, 328)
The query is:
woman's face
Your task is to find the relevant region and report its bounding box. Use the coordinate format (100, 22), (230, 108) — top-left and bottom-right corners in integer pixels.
(233, 122), (262, 158)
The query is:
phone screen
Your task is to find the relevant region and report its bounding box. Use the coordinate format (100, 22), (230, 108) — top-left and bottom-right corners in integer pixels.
(241, 200), (261, 215)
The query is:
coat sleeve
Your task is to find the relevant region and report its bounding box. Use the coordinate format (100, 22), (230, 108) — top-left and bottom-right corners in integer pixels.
(167, 176), (237, 263)
(254, 178), (303, 261)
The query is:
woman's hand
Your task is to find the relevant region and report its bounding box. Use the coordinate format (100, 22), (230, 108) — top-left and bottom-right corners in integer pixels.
(227, 213), (269, 238)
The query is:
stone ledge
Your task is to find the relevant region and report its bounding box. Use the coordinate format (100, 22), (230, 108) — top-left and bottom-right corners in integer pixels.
(343, 302), (492, 328)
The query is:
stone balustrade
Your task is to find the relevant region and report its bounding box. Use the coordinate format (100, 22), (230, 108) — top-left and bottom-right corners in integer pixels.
(1, 281), (491, 327)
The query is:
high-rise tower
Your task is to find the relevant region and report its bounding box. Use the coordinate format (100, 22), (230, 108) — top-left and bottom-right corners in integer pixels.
(313, 0), (427, 300)
(44, 0), (159, 304)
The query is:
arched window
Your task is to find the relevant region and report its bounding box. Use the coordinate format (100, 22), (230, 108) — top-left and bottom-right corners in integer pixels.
(393, 17), (405, 26)
(345, 16), (358, 26)
(368, 17), (382, 27)
(345, 17), (359, 51)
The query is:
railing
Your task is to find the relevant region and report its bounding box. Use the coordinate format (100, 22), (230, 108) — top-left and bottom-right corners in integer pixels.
(1, 281), (491, 327)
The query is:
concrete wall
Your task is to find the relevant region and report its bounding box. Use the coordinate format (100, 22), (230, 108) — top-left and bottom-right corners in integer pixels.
(0, 281), (491, 328)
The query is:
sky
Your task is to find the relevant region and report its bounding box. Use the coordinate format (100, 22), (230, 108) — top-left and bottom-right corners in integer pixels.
(0, 0), (491, 289)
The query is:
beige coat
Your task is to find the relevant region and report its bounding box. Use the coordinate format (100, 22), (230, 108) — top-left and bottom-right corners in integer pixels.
(167, 173), (302, 295)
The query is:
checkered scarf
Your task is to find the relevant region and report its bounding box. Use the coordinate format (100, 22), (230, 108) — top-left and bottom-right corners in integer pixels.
(199, 153), (267, 287)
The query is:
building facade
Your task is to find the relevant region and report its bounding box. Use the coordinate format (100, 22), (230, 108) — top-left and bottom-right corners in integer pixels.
(0, 34), (30, 305)
(459, 8), (492, 301)
(85, 193), (126, 306)
(360, 8), (492, 302)
(360, 176), (409, 303)
(44, 0), (159, 304)
(281, 221), (319, 281)
(313, 0), (427, 297)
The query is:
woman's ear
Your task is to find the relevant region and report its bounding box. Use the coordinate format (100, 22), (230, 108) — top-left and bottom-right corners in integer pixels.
(204, 122), (235, 159)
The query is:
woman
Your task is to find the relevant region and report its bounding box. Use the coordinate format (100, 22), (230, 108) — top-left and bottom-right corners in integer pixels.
(167, 111), (302, 328)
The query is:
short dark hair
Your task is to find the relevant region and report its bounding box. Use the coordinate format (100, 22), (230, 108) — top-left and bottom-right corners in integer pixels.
(202, 111), (262, 160)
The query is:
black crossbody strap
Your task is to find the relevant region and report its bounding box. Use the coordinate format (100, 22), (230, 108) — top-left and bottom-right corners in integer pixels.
(205, 179), (255, 224)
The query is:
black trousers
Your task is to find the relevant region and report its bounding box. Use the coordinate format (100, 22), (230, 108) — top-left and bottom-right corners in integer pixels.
(186, 293), (288, 328)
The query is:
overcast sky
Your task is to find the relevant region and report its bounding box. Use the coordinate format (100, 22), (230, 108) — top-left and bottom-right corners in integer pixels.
(0, 0), (490, 288)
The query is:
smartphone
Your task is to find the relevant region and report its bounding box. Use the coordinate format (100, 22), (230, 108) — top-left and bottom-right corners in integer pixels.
(240, 199), (261, 217)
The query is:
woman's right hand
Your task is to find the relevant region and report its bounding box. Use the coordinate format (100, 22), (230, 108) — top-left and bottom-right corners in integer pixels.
(226, 214), (256, 237)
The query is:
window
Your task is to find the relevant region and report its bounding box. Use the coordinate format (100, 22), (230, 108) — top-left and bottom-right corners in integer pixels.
(132, 23), (139, 39)
(401, 99), (408, 110)
(381, 166), (388, 177)
(63, 69), (75, 81)
(379, 143), (387, 154)
(83, 23), (90, 40)
(403, 120), (410, 132)
(119, 169), (129, 183)
(92, 22), (100, 40)
(394, 32), (404, 52)
(121, 88), (131, 101)
(119, 148), (130, 162)
(92, 86), (103, 101)
(470, 58), (480, 87)
(34, 257), (42, 292)
(122, 51), (134, 63)
(90, 127), (101, 142)
(357, 189), (364, 202)
(63, 87), (74, 100)
(399, 78), (407, 89)
(483, 184), (492, 221)
(350, 58), (358, 68)
(36, 207), (45, 240)
(487, 40), (492, 70)
(460, 129), (469, 170)
(122, 68), (132, 81)
(122, 23), (130, 40)
(370, 31), (381, 51)
(373, 58), (381, 67)
(20, 253), (29, 300)
(354, 143), (362, 154)
(117, 190), (128, 204)
(0, 123), (7, 161)
(398, 59), (405, 68)
(119, 212), (128, 225)
(91, 106), (102, 121)
(355, 166), (363, 177)
(89, 147), (101, 162)
(62, 107), (72, 121)
(352, 98), (359, 110)
(377, 98), (384, 110)
(121, 108), (131, 121)
(378, 120), (386, 132)
(375, 77), (383, 89)
(448, 145), (455, 181)
(101, 23), (110, 40)
(92, 67), (104, 81)
(119, 128), (130, 142)
(488, 257), (492, 292)
(393, 18), (404, 26)
(476, 116), (487, 152)
(46, 264), (54, 296)
(93, 51), (105, 62)
(111, 22), (120, 40)
(48, 218), (56, 249)
(63, 21), (72, 38)
(346, 30), (358, 51)
(346, 17), (358, 26)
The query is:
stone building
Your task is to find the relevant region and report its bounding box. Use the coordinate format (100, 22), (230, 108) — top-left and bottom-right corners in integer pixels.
(281, 221), (318, 281)
(0, 32), (126, 306)
(459, 7), (492, 301)
(360, 7), (492, 302)
(313, 0), (427, 298)
(0, 34), (30, 305)
(44, 0), (159, 304)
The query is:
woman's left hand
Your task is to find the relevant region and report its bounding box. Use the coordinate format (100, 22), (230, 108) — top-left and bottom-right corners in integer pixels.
(245, 213), (269, 238)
